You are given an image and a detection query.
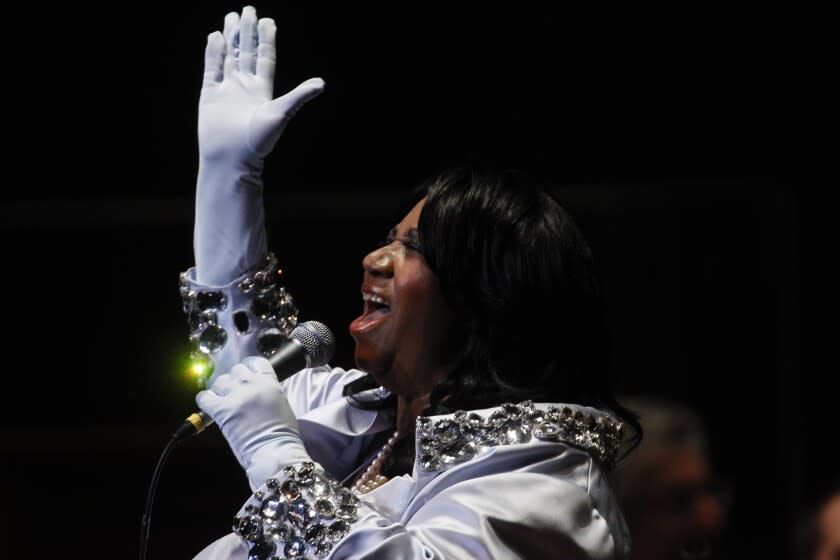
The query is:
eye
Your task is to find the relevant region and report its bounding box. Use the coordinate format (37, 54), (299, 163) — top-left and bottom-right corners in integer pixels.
(401, 239), (420, 252)
(395, 235), (420, 252)
(377, 234), (421, 253)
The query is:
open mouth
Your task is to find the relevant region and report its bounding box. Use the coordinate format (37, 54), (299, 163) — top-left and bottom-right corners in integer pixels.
(363, 292), (390, 313)
(349, 292), (391, 335)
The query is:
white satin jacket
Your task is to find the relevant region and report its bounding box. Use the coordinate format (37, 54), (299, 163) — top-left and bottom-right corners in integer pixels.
(192, 366), (631, 560)
(181, 263), (631, 559)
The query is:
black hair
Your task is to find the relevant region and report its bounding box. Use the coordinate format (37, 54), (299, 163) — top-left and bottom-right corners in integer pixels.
(420, 168), (613, 407)
(353, 166), (641, 475)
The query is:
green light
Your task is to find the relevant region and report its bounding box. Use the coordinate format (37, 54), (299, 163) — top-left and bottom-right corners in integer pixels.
(186, 353), (213, 389)
(190, 362), (206, 376)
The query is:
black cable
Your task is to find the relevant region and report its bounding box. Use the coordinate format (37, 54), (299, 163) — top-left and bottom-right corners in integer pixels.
(139, 415), (208, 560)
(139, 435), (180, 560)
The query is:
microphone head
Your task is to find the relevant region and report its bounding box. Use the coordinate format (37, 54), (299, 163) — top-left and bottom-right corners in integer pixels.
(290, 321), (336, 367)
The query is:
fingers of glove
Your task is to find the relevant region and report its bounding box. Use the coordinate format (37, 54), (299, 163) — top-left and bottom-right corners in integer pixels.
(238, 6), (258, 74)
(202, 31), (225, 88)
(268, 77), (326, 120)
(245, 77), (324, 155)
(242, 356), (277, 377)
(207, 370), (239, 396)
(226, 362), (255, 384)
(222, 11), (240, 79)
(195, 389), (223, 416)
(256, 18), (277, 83)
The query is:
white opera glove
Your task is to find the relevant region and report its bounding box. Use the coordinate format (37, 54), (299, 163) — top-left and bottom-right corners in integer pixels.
(196, 356), (312, 491)
(195, 5), (324, 285)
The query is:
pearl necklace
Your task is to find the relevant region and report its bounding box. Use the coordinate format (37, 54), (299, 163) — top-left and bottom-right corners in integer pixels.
(352, 430), (400, 494)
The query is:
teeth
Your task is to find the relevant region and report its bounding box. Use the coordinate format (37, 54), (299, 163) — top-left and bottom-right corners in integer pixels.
(362, 293), (389, 306)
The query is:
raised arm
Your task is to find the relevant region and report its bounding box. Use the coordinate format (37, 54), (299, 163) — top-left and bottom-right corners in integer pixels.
(195, 5), (323, 285)
(182, 6), (324, 384)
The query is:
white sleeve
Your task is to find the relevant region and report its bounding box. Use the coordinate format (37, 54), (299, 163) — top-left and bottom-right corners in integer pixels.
(280, 366), (368, 419)
(180, 252), (373, 415)
(392, 473), (618, 560)
(179, 254), (297, 386)
(221, 462), (620, 560)
(193, 533), (248, 560)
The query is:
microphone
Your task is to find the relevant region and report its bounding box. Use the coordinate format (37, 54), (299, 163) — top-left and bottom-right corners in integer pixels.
(173, 320), (335, 440)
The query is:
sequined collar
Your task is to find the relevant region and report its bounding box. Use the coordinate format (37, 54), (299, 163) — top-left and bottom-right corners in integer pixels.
(414, 401), (625, 473)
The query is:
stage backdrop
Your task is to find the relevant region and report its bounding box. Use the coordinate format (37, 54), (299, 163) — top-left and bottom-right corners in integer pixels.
(1, 2), (815, 559)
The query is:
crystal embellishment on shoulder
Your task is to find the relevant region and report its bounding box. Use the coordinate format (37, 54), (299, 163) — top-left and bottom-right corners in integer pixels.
(415, 402), (624, 473)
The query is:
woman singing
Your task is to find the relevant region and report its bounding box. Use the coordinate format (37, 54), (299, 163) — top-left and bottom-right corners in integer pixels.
(183, 6), (640, 559)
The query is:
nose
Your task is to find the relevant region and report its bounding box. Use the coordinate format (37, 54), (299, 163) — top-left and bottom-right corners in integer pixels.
(362, 245), (394, 278)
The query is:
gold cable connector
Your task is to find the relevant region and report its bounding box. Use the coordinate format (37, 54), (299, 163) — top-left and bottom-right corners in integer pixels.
(186, 412), (208, 434)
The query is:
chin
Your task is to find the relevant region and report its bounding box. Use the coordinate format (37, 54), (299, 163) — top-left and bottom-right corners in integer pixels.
(353, 352), (395, 391)
(354, 348), (382, 377)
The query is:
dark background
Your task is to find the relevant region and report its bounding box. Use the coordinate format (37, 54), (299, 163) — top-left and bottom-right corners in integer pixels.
(1, 1), (823, 559)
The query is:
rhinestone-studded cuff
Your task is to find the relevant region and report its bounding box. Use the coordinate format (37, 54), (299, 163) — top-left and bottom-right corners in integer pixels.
(234, 462), (361, 559)
(416, 401), (625, 472)
(179, 253), (299, 384)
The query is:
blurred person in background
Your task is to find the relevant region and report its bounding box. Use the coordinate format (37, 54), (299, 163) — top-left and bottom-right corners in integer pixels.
(795, 481), (840, 560)
(611, 397), (727, 560)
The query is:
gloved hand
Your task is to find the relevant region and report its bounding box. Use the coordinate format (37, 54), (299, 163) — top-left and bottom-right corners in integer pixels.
(195, 5), (324, 285)
(196, 356), (312, 491)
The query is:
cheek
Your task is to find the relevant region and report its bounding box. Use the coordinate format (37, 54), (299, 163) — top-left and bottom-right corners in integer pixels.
(396, 266), (457, 354)
(395, 266), (446, 327)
